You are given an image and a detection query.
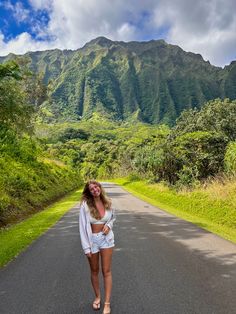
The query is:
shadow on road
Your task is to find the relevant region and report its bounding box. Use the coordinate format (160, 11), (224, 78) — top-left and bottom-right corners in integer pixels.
(114, 208), (236, 279)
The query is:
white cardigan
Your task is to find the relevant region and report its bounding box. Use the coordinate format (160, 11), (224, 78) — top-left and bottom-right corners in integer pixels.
(79, 201), (116, 254)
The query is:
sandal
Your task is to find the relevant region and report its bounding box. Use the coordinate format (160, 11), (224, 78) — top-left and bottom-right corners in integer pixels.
(102, 302), (111, 314)
(92, 298), (101, 311)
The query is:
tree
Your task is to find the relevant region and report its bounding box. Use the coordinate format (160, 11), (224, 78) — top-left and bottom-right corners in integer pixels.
(0, 59), (48, 134)
(170, 131), (228, 182)
(0, 61), (22, 80)
(174, 98), (236, 141)
(0, 62), (33, 134)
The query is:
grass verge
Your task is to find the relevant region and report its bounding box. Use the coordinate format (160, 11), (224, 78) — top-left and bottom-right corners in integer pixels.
(112, 178), (236, 244)
(0, 189), (82, 268)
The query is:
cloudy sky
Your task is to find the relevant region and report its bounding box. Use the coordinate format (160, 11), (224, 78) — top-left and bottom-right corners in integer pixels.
(0, 0), (235, 67)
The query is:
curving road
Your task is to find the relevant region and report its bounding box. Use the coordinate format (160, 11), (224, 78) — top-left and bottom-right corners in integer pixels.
(0, 183), (236, 314)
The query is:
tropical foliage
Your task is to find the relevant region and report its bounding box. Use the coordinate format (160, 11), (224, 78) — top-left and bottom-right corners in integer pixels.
(0, 61), (82, 226)
(39, 98), (236, 190)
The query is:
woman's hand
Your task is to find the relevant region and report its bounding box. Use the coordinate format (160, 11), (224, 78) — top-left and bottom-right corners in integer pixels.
(102, 225), (110, 235)
(86, 252), (92, 258)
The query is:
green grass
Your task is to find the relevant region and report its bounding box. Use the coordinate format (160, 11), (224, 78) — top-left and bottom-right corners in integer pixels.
(112, 178), (236, 244)
(0, 189), (82, 268)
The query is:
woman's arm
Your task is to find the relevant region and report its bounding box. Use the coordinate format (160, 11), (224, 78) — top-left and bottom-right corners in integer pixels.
(79, 202), (91, 255)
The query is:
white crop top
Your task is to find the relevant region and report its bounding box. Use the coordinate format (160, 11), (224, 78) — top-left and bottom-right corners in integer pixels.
(89, 209), (112, 224)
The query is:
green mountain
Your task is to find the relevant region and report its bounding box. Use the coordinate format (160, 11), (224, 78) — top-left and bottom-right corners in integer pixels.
(1, 37), (236, 125)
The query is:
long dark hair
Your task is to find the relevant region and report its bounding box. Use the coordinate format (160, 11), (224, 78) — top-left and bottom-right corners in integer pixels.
(81, 180), (111, 219)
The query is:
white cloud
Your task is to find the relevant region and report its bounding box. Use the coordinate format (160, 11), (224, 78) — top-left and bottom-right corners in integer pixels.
(117, 23), (136, 41)
(28, 0), (52, 10)
(2, 1), (30, 23)
(0, 31), (57, 56)
(42, 0), (143, 48)
(1, 0), (236, 66)
(153, 0), (236, 66)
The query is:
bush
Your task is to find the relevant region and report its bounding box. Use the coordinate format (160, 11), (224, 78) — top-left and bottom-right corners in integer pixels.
(175, 165), (200, 189)
(224, 142), (236, 173)
(169, 131), (228, 183)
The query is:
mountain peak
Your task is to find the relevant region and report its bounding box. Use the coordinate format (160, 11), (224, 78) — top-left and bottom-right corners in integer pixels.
(83, 36), (113, 48)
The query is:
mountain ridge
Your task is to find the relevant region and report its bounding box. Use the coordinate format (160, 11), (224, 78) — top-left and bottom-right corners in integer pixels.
(1, 37), (235, 124)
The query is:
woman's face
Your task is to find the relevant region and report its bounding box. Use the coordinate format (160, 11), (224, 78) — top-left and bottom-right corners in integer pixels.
(89, 183), (101, 198)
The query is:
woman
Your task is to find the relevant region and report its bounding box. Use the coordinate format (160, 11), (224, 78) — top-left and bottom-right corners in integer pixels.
(79, 180), (116, 314)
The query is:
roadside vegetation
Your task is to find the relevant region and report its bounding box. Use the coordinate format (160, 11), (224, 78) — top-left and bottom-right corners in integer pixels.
(0, 190), (81, 267)
(112, 177), (236, 243)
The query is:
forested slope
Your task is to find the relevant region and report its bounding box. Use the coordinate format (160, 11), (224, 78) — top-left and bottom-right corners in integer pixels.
(1, 37), (236, 125)
(0, 61), (82, 227)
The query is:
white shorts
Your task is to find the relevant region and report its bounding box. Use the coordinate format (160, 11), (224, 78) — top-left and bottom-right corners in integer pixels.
(91, 230), (115, 254)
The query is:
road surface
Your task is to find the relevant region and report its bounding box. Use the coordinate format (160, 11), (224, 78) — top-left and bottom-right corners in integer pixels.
(0, 183), (236, 314)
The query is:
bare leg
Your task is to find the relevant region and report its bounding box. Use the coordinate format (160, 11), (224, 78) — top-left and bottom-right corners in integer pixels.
(100, 248), (113, 312)
(87, 252), (101, 306)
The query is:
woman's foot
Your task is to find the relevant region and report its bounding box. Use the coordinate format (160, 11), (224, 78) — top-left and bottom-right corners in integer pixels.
(102, 302), (111, 314)
(92, 297), (101, 311)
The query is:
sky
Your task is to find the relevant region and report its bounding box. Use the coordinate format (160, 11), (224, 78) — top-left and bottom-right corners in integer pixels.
(0, 0), (236, 67)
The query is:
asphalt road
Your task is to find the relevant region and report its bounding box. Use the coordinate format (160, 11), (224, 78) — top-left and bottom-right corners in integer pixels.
(0, 183), (236, 314)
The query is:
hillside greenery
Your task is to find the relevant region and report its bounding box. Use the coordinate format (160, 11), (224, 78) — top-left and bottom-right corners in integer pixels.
(1, 37), (236, 125)
(0, 61), (82, 227)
